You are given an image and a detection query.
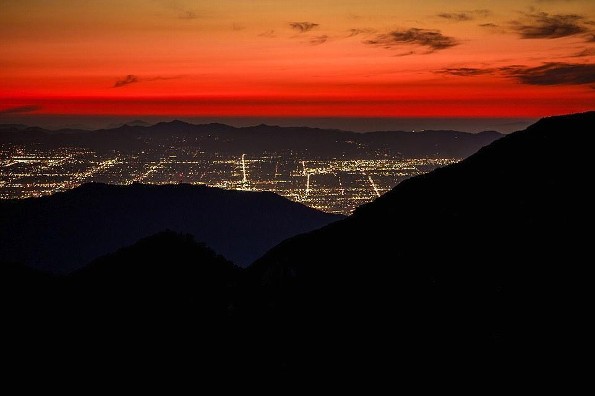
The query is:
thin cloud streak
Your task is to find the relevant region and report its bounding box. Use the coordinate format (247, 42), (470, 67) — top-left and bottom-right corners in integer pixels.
(438, 13), (473, 21)
(258, 30), (277, 38)
(113, 75), (182, 88)
(437, 68), (493, 76)
(309, 35), (328, 45)
(0, 105), (42, 115)
(438, 10), (491, 22)
(347, 28), (376, 37)
(571, 48), (595, 57)
(179, 10), (198, 20)
(114, 75), (139, 88)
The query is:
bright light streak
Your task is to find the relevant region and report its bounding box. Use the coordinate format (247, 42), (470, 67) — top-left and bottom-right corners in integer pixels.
(241, 154), (247, 184)
(366, 173), (381, 197)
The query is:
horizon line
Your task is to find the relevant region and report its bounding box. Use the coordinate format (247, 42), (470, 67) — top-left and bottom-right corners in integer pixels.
(0, 114), (544, 133)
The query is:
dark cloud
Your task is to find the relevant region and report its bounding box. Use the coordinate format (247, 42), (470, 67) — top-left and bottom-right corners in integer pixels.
(365, 28), (458, 51)
(503, 62), (595, 85)
(479, 23), (499, 28)
(438, 67), (493, 76)
(0, 105), (41, 115)
(438, 62), (595, 86)
(438, 13), (473, 22)
(438, 10), (491, 21)
(309, 35), (328, 45)
(289, 22), (319, 33)
(114, 75), (139, 88)
(513, 12), (590, 39)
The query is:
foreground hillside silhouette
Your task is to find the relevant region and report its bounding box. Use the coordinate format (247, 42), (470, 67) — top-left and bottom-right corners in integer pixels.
(2, 232), (244, 377)
(0, 183), (342, 271)
(245, 111), (592, 374)
(2, 112), (592, 381)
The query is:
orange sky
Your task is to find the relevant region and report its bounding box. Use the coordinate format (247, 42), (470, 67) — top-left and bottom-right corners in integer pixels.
(1, 0), (594, 120)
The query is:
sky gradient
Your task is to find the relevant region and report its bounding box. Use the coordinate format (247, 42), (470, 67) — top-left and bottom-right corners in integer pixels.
(1, 0), (594, 128)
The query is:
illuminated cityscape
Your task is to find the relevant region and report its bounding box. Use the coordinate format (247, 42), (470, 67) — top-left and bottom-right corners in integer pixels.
(0, 142), (457, 214)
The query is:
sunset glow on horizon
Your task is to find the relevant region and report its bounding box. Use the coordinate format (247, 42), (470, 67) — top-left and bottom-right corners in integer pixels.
(2, 0), (595, 121)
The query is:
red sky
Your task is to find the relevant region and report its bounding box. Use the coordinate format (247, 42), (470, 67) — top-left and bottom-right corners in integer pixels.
(1, 0), (594, 122)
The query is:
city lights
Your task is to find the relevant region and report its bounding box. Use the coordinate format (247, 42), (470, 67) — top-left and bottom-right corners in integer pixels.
(0, 143), (457, 214)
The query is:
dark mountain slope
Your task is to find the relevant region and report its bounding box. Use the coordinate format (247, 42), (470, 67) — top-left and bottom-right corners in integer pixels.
(71, 231), (240, 321)
(2, 232), (245, 380)
(0, 183), (343, 272)
(243, 111), (593, 374)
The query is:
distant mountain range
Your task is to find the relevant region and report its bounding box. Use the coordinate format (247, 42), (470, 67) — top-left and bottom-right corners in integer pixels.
(1, 111), (591, 380)
(0, 120), (502, 158)
(0, 183), (342, 272)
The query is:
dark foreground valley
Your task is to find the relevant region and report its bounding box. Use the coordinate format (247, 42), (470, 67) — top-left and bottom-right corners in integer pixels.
(1, 112), (592, 385)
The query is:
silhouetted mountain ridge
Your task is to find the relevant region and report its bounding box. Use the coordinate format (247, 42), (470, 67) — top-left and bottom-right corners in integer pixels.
(71, 230), (240, 319)
(1, 231), (245, 379)
(0, 182), (343, 272)
(0, 120), (502, 157)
